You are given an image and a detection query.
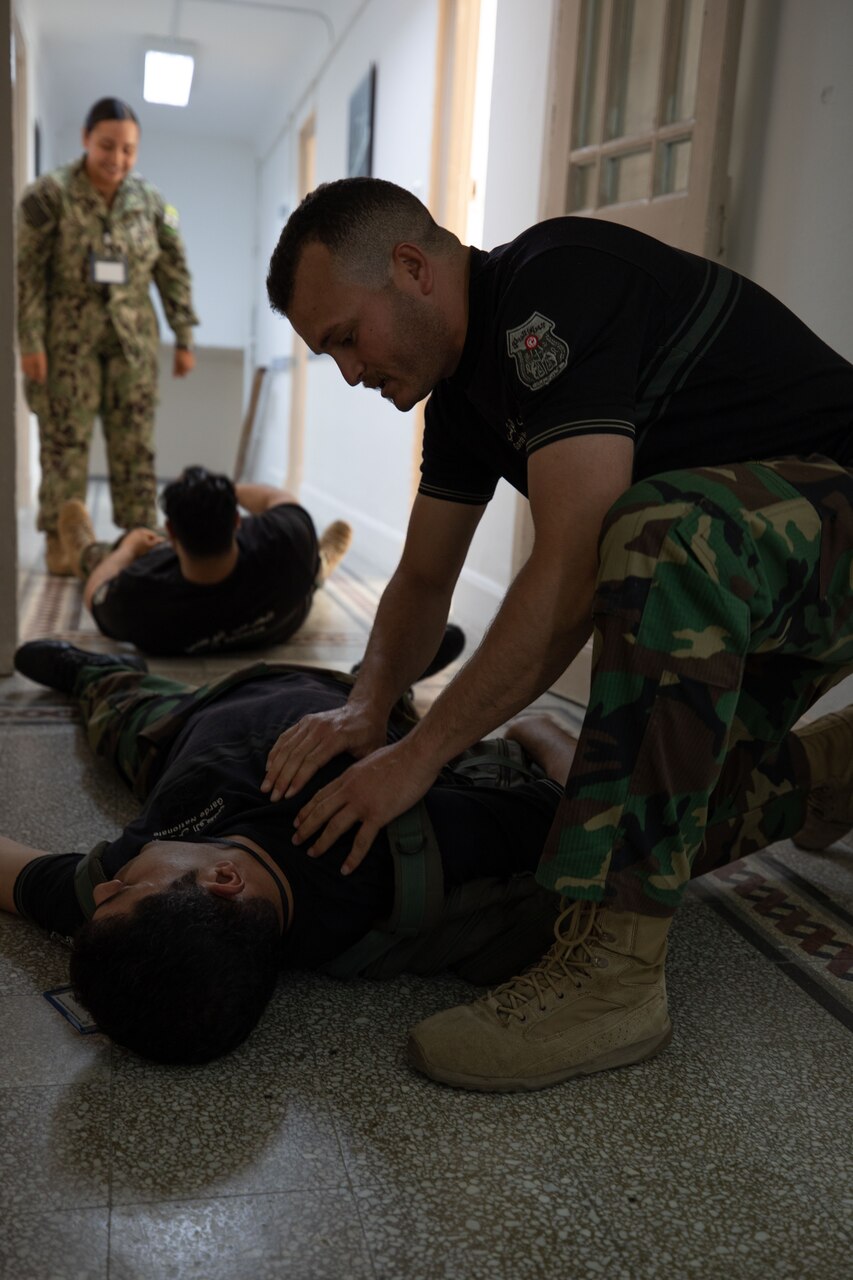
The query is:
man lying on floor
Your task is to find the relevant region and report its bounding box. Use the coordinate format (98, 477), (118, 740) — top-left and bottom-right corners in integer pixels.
(57, 466), (353, 656)
(1, 639), (576, 1065)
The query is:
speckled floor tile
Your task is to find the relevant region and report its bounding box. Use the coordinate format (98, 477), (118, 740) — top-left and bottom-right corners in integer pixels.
(0, 1207), (109, 1280)
(0, 1084), (112, 1212)
(108, 1190), (374, 1280)
(108, 1067), (348, 1205)
(0, 989), (110, 1085)
(0, 722), (134, 851)
(2, 492), (851, 1280)
(301, 903), (853, 1204)
(0, 914), (72, 998)
(354, 1167), (850, 1280)
(575, 1164), (851, 1280)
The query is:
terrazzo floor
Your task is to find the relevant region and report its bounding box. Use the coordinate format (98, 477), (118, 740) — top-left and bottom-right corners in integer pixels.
(1, 485), (851, 1280)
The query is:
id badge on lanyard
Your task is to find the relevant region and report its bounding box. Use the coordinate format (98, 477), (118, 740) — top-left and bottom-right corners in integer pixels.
(90, 230), (128, 285)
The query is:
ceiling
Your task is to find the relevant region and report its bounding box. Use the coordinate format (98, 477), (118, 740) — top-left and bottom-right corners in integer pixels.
(28, 0), (367, 152)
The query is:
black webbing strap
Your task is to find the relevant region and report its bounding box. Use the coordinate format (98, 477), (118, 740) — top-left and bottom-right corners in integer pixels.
(318, 736), (540, 979)
(451, 737), (542, 785)
(318, 798), (445, 978)
(73, 840), (112, 920)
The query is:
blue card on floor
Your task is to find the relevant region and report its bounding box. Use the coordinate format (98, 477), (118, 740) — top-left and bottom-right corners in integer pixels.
(44, 985), (99, 1034)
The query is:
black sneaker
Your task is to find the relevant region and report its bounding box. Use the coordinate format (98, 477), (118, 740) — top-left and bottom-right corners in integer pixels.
(350, 623), (466, 683)
(418, 623), (466, 680)
(14, 640), (148, 695)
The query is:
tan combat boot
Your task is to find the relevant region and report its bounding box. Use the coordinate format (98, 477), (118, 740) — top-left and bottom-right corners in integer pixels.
(57, 500), (97, 580)
(316, 520), (353, 584)
(45, 533), (72, 576)
(407, 900), (672, 1092)
(793, 706), (853, 850)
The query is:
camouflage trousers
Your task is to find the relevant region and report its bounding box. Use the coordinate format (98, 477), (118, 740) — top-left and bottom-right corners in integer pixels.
(26, 322), (159, 535)
(538, 456), (853, 917)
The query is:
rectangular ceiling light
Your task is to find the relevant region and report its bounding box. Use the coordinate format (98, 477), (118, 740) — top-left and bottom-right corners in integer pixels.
(144, 50), (195, 107)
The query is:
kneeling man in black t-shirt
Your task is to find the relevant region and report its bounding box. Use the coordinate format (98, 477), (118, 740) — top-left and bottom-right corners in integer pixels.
(56, 465), (353, 656)
(3, 640), (576, 1067)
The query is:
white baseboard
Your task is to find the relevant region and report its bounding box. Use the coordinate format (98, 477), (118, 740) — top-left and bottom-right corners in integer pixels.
(299, 483), (405, 579)
(300, 482), (509, 635)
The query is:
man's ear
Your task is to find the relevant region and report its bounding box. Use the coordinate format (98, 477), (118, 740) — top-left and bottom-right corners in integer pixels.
(164, 519), (178, 549)
(391, 242), (433, 295)
(199, 860), (246, 900)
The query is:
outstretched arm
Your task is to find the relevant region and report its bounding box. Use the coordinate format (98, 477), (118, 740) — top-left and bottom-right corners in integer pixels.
(235, 482), (299, 514)
(0, 836), (53, 914)
(83, 528), (167, 611)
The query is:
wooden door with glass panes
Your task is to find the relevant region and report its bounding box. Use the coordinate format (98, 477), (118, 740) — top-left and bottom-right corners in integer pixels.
(543, 0), (744, 250)
(525, 0), (745, 705)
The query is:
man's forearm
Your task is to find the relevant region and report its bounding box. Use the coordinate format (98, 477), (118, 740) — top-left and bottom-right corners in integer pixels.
(0, 835), (52, 914)
(83, 538), (148, 610)
(405, 553), (593, 768)
(349, 568), (453, 717)
(235, 482), (297, 514)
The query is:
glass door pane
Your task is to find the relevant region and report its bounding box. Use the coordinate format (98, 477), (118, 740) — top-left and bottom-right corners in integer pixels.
(662, 0), (703, 123)
(605, 0), (667, 139)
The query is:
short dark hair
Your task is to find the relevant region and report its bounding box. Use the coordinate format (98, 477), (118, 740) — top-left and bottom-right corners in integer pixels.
(267, 177), (451, 316)
(70, 874), (281, 1064)
(161, 466), (238, 557)
(84, 98), (140, 134)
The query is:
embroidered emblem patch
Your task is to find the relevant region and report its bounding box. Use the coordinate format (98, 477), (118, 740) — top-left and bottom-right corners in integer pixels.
(506, 312), (569, 391)
(163, 204), (180, 230)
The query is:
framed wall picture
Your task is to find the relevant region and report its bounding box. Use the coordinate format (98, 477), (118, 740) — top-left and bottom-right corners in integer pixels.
(347, 64), (376, 178)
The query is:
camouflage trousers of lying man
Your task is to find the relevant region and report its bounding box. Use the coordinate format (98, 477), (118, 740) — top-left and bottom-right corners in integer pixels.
(409, 456), (853, 1090)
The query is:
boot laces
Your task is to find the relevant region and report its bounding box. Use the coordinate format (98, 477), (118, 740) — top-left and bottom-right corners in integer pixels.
(490, 901), (607, 1022)
(809, 784), (849, 824)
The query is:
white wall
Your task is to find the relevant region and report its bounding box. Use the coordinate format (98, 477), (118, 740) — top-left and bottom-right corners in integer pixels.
(253, 0), (560, 634)
(451, 0), (557, 630)
(727, 0), (853, 362)
(254, 0), (440, 574)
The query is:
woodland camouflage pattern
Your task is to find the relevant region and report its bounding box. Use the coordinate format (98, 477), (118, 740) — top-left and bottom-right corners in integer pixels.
(539, 456), (853, 916)
(17, 157), (198, 532)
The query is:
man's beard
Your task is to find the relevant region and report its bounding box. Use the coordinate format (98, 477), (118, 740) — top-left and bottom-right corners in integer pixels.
(386, 286), (453, 409)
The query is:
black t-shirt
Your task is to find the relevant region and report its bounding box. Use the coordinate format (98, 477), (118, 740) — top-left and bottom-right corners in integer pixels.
(14, 670), (562, 968)
(92, 505), (320, 656)
(420, 218), (853, 505)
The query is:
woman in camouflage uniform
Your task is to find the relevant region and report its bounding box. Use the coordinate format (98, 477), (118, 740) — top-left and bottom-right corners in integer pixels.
(16, 97), (199, 574)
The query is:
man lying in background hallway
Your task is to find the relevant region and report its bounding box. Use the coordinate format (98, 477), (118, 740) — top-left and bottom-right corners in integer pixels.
(57, 465), (353, 656)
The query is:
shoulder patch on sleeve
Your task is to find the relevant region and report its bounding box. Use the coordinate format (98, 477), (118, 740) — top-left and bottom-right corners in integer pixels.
(506, 312), (570, 391)
(163, 204), (180, 230)
(21, 191), (54, 230)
